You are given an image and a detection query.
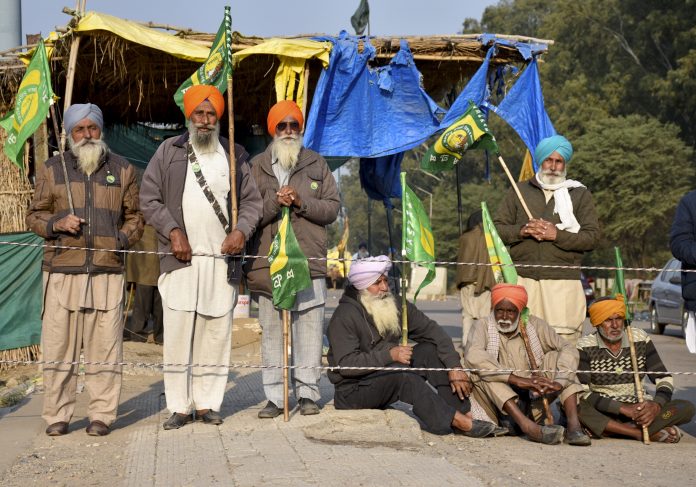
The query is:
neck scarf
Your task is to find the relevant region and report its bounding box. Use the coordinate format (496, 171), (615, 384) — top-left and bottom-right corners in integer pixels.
(486, 313), (544, 368)
(534, 173), (585, 233)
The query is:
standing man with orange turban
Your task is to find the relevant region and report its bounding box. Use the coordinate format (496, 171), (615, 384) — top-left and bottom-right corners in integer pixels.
(576, 296), (694, 442)
(140, 85), (262, 430)
(464, 283), (590, 445)
(245, 100), (340, 418)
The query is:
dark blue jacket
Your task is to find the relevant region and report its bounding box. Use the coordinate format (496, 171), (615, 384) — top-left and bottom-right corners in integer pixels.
(670, 190), (696, 311)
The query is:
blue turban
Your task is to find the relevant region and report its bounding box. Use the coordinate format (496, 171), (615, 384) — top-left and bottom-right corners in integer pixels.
(534, 135), (573, 166)
(64, 103), (103, 136)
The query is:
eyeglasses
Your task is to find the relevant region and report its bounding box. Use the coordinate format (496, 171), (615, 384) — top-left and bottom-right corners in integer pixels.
(276, 121), (301, 132)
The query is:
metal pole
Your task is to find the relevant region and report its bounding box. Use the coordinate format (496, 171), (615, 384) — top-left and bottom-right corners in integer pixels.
(367, 198), (372, 255)
(455, 163), (463, 234)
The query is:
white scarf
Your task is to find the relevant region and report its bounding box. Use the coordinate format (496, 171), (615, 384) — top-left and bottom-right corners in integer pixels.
(535, 173), (585, 233)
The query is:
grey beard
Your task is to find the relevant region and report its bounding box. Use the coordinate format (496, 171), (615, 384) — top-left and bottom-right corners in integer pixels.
(359, 290), (400, 338)
(538, 169), (567, 185)
(598, 326), (624, 344)
(272, 135), (303, 171)
(189, 122), (220, 153)
(68, 137), (107, 176)
(496, 318), (519, 334)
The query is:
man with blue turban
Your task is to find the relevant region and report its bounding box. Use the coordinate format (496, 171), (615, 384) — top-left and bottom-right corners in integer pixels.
(494, 135), (600, 344)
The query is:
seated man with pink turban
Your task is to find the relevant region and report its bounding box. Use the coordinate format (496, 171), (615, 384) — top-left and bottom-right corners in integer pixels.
(326, 256), (501, 438)
(576, 296), (694, 443)
(464, 283), (590, 445)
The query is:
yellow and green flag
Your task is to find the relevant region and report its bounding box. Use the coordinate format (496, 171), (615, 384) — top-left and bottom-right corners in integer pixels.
(421, 102), (499, 172)
(401, 172), (435, 299)
(481, 201), (517, 284)
(612, 246), (633, 322)
(173, 6), (232, 113)
(268, 207), (312, 310)
(1, 39), (54, 168)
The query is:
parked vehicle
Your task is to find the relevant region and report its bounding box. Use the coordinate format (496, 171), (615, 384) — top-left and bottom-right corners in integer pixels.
(648, 258), (687, 335)
(581, 273), (595, 311)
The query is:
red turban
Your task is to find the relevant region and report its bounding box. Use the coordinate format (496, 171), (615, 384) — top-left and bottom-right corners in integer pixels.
(491, 283), (528, 312)
(267, 100), (304, 135)
(588, 295), (626, 327)
(183, 85), (225, 119)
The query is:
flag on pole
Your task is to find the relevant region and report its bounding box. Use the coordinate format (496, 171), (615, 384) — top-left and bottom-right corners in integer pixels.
(481, 201), (517, 284)
(173, 6), (232, 113)
(268, 207), (312, 310)
(401, 172), (435, 299)
(421, 102), (499, 172)
(351, 0), (370, 35)
(612, 246), (633, 322)
(1, 39), (54, 168)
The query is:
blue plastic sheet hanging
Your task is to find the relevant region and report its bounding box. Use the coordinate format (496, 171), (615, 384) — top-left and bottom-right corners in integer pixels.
(358, 153), (404, 205)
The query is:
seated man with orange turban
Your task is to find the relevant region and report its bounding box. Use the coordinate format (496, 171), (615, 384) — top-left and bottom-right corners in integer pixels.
(464, 283), (590, 445)
(577, 296), (695, 442)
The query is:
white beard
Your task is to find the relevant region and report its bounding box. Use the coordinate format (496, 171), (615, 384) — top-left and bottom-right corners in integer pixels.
(496, 317), (520, 334)
(538, 168), (567, 186)
(189, 122), (220, 153)
(359, 290), (400, 338)
(272, 135), (303, 171)
(69, 137), (108, 176)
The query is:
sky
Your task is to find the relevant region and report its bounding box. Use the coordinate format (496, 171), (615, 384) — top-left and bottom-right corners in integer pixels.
(20, 0), (498, 39)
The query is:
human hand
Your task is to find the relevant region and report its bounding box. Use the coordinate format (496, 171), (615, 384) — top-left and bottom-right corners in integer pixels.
(53, 214), (85, 235)
(631, 401), (661, 427)
(278, 185), (303, 208)
(170, 228), (192, 261)
(389, 345), (413, 365)
(221, 229), (245, 255)
(448, 369), (472, 399)
(510, 374), (562, 396)
(521, 218), (557, 241)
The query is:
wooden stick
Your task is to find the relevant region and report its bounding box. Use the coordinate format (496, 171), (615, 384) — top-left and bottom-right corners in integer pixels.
(282, 309), (290, 422)
(61, 35), (81, 150)
(49, 104), (75, 214)
(497, 155), (533, 220)
(400, 269), (408, 346)
(226, 75), (238, 229)
(300, 63), (310, 120)
(123, 282), (135, 329)
(519, 321), (554, 426)
(626, 325), (650, 444)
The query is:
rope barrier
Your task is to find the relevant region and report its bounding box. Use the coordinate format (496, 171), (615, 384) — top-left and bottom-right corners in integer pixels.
(1, 358), (694, 376)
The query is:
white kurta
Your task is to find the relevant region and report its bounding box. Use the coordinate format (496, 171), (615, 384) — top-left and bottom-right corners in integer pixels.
(158, 142), (234, 317)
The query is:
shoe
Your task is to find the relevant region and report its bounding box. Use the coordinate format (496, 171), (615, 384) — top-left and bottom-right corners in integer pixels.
(564, 429), (591, 446)
(45, 422), (69, 436)
(86, 420), (110, 436)
(492, 426), (510, 437)
(299, 398), (320, 416)
(258, 401), (282, 419)
(459, 420), (497, 438)
(196, 410), (223, 425)
(162, 413), (193, 430)
(527, 424), (565, 445)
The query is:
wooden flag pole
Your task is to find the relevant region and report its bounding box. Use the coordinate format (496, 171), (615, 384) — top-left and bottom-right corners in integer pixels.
(227, 75), (238, 228)
(497, 154), (533, 220)
(49, 104), (75, 214)
(61, 35), (81, 151)
(282, 309), (290, 421)
(400, 270), (408, 346)
(626, 325), (650, 444)
(519, 321), (554, 426)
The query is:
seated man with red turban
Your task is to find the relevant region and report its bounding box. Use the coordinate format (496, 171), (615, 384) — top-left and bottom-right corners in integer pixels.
(577, 296), (695, 442)
(464, 283), (590, 445)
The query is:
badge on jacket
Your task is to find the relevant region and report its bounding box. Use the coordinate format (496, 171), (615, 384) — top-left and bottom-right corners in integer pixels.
(310, 181), (319, 190)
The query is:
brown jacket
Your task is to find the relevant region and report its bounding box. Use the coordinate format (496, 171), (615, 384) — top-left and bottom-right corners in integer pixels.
(139, 133), (262, 282)
(26, 149), (144, 274)
(244, 145), (340, 296)
(494, 177), (600, 280)
(455, 224), (495, 294)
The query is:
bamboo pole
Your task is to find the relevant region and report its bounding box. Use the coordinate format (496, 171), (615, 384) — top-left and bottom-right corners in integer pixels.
(300, 63), (310, 120)
(282, 309), (290, 422)
(49, 104), (75, 214)
(626, 325), (650, 444)
(519, 321), (554, 426)
(226, 75), (238, 229)
(497, 154), (533, 220)
(61, 35), (81, 150)
(400, 268), (408, 346)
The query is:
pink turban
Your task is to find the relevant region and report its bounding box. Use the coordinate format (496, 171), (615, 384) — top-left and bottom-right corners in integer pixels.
(348, 255), (392, 290)
(491, 283), (528, 312)
(267, 100), (304, 135)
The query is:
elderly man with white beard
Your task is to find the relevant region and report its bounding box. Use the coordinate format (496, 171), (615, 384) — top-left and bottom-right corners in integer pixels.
(140, 85), (262, 430)
(326, 256), (501, 438)
(494, 135), (600, 344)
(245, 100), (340, 418)
(26, 103), (144, 436)
(464, 283), (590, 445)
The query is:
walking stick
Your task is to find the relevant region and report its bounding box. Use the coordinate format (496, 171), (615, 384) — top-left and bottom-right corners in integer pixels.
(519, 320), (554, 426)
(496, 154), (533, 220)
(282, 309), (290, 422)
(626, 325), (650, 444)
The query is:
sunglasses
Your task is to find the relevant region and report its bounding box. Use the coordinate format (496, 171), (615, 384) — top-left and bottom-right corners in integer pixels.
(277, 121), (301, 132)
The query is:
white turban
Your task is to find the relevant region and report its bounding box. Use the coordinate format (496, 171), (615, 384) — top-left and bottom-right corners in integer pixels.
(348, 255), (392, 290)
(64, 103), (103, 135)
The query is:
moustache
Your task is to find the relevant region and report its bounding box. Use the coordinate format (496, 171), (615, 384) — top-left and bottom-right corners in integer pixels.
(194, 123), (217, 130)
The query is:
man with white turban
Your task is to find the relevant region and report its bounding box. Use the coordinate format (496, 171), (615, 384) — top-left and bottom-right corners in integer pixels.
(494, 135), (600, 343)
(326, 256), (500, 438)
(26, 103), (144, 437)
(464, 283), (590, 445)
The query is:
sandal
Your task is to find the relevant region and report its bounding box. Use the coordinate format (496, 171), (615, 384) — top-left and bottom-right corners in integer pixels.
(527, 424), (565, 445)
(651, 426), (682, 443)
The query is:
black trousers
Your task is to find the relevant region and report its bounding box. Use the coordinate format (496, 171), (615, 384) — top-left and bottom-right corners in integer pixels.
(334, 342), (470, 434)
(126, 284), (164, 342)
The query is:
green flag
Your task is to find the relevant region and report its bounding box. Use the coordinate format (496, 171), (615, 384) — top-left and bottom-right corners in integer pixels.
(421, 102), (499, 172)
(481, 201), (518, 284)
(612, 246), (633, 322)
(401, 172), (435, 300)
(268, 207), (312, 310)
(351, 0), (370, 35)
(173, 6), (232, 113)
(1, 39), (54, 168)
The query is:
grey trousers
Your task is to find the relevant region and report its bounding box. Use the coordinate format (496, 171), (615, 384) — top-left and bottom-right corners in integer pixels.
(258, 295), (324, 407)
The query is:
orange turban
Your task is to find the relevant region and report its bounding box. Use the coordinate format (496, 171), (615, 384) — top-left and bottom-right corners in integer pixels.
(491, 283), (528, 312)
(588, 295), (626, 326)
(267, 100), (304, 135)
(183, 85), (225, 119)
